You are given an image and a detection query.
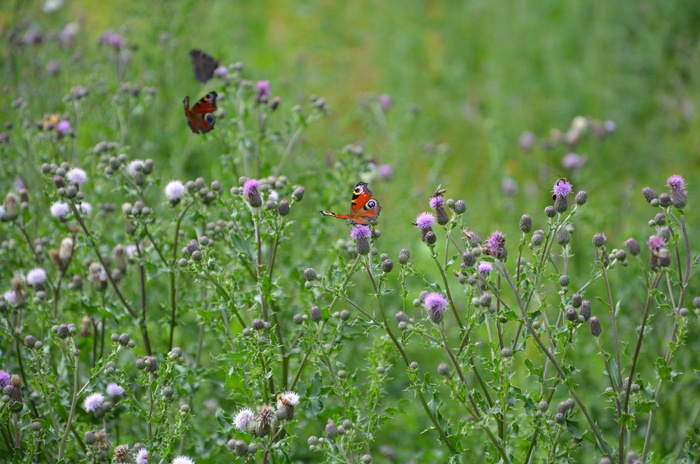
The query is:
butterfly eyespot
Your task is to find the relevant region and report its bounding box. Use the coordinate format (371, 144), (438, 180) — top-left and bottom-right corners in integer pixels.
(367, 200), (376, 208)
(205, 114), (215, 123)
(354, 187), (362, 194)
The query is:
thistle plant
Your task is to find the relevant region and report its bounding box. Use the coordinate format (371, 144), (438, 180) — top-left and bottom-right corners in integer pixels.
(1, 6), (699, 464)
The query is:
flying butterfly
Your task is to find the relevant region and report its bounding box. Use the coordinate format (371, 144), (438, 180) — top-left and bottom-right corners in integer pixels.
(190, 49), (219, 83)
(320, 182), (381, 225)
(183, 91), (217, 134)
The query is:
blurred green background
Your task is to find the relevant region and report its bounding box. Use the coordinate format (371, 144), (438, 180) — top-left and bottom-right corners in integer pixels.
(4, 0), (700, 247)
(2, 0), (700, 461)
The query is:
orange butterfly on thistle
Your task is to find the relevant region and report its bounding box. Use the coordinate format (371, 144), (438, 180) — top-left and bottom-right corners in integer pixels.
(183, 92), (217, 134)
(320, 182), (381, 225)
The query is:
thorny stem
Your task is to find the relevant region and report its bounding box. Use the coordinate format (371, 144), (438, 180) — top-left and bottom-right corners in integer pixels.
(643, 213), (692, 460)
(57, 350), (79, 460)
(70, 203), (153, 355)
(496, 260), (613, 457)
(168, 204), (191, 350)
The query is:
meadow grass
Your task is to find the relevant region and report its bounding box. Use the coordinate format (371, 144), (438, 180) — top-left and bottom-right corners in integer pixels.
(1, 1), (699, 463)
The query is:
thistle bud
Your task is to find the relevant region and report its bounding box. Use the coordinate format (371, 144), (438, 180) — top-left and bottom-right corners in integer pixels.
(642, 187), (657, 203)
(519, 214), (532, 233)
(292, 186), (305, 202)
(589, 316), (602, 337)
(398, 248), (410, 265)
(575, 190), (587, 205)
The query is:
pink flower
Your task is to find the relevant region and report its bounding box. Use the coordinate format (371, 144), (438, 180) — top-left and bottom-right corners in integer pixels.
(552, 179), (573, 198)
(423, 292), (448, 323)
(414, 212), (435, 231)
(478, 261), (493, 276)
(349, 225), (371, 240)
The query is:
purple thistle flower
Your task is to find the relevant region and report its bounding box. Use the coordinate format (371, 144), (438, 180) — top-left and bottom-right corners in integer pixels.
(666, 175), (686, 192)
(234, 408), (255, 431)
(214, 65), (228, 77)
(56, 120), (71, 134)
(484, 231), (507, 260)
(667, 174), (688, 209)
(106, 383), (125, 399)
(0, 370), (11, 387)
(378, 93), (392, 112)
(424, 292), (448, 323)
(255, 81), (270, 102)
(83, 392), (105, 412)
(414, 212), (435, 231)
(349, 225), (371, 240)
(66, 168), (88, 185)
(135, 449), (149, 464)
(429, 195), (444, 209)
(165, 180), (186, 203)
(561, 153), (585, 171)
(552, 179), (573, 198)
(172, 457), (195, 464)
(647, 235), (666, 252)
(478, 261), (493, 276)
(242, 179), (259, 196)
(50, 201), (70, 219)
(26, 268), (48, 287)
(378, 164), (394, 181)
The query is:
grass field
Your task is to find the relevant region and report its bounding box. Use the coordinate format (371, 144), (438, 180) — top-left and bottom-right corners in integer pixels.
(1, 1), (700, 463)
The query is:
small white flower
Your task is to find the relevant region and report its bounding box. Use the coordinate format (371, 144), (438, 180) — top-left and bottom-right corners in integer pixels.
(66, 168), (88, 185)
(234, 408), (255, 431)
(106, 383), (125, 398)
(0, 205), (6, 220)
(126, 160), (144, 177)
(135, 449), (149, 464)
(26, 268), (48, 286)
(172, 456), (195, 464)
(268, 190), (279, 202)
(165, 180), (186, 202)
(50, 201), (70, 218)
(83, 392), (105, 412)
(277, 391), (300, 407)
(3, 290), (17, 306)
(76, 202), (92, 215)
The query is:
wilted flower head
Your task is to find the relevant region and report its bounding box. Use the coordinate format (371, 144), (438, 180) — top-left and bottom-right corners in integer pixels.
(424, 292), (448, 323)
(484, 231), (507, 260)
(165, 180), (186, 203)
(66, 168), (88, 185)
(234, 408), (255, 431)
(50, 201), (71, 219)
(83, 392), (105, 412)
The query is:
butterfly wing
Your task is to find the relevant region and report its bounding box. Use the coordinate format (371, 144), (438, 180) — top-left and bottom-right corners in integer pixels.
(184, 92), (218, 134)
(190, 49), (219, 83)
(320, 182), (381, 225)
